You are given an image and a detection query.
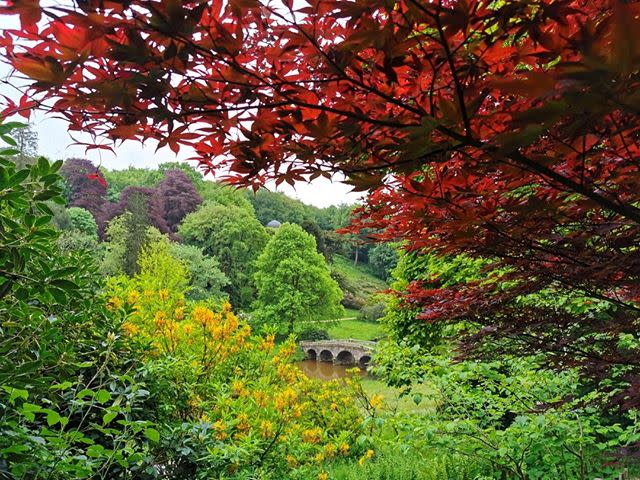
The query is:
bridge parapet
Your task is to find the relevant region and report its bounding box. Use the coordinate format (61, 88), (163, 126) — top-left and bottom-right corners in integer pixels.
(300, 340), (376, 367)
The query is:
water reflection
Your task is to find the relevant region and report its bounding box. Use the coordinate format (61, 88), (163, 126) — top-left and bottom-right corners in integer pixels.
(298, 360), (367, 381)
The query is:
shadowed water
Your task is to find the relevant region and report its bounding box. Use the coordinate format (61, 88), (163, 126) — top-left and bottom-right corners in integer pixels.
(298, 360), (367, 381)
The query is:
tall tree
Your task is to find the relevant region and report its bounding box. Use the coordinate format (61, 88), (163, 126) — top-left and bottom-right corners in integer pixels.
(13, 123), (37, 167)
(253, 223), (343, 336)
(122, 192), (153, 276)
(59, 158), (108, 223)
(155, 169), (202, 232)
(2, 1), (640, 405)
(178, 203), (269, 308)
(169, 243), (229, 301)
(104, 186), (172, 237)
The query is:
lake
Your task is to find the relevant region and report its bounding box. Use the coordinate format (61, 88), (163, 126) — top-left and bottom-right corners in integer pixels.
(298, 360), (367, 381)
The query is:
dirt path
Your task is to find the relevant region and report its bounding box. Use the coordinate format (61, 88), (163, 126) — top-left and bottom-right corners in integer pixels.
(300, 317), (357, 324)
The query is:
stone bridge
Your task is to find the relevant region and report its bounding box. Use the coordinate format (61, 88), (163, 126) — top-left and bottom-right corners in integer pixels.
(299, 340), (376, 367)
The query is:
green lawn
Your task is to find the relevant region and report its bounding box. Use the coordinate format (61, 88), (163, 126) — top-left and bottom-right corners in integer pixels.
(328, 319), (384, 341)
(342, 308), (359, 319)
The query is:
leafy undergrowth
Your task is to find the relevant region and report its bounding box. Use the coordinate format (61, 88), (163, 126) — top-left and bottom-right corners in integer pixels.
(359, 378), (433, 416)
(327, 450), (492, 480)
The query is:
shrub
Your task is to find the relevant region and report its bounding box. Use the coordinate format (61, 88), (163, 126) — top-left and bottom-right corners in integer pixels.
(298, 329), (330, 341)
(66, 206), (98, 238)
(358, 298), (386, 323)
(0, 127), (157, 478)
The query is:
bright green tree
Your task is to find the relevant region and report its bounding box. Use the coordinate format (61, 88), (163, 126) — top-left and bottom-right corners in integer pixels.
(66, 207), (98, 238)
(55, 206), (101, 254)
(247, 189), (308, 225)
(253, 223), (343, 336)
(178, 203), (268, 308)
(102, 166), (163, 201)
(198, 181), (254, 212)
(169, 243), (228, 300)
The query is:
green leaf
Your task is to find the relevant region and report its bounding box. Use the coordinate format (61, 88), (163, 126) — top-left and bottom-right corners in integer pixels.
(144, 427), (160, 443)
(76, 389), (95, 399)
(50, 279), (78, 291)
(37, 156), (49, 174)
(50, 381), (74, 391)
(8, 169), (30, 187)
(1, 134), (17, 146)
(103, 411), (118, 425)
(50, 159), (63, 172)
(45, 409), (61, 426)
(0, 148), (20, 156)
(2, 386), (29, 403)
(95, 389), (111, 404)
(1, 445), (29, 455)
(86, 444), (105, 458)
(48, 287), (67, 304)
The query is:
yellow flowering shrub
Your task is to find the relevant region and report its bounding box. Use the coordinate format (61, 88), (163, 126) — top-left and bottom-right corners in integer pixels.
(106, 252), (364, 479)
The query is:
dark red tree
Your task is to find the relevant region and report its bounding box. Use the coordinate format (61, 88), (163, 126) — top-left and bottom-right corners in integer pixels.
(1, 0), (639, 405)
(59, 158), (107, 222)
(104, 186), (172, 236)
(155, 169), (202, 232)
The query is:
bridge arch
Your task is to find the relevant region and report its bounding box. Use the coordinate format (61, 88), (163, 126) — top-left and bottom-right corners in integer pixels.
(306, 349), (317, 361)
(335, 350), (355, 365)
(319, 350), (333, 362)
(359, 355), (371, 368)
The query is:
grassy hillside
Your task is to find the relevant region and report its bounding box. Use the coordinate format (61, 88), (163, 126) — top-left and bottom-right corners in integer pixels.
(330, 254), (387, 309)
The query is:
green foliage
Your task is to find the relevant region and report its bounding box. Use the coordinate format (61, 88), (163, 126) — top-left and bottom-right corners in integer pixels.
(54, 207), (101, 253)
(383, 252), (487, 349)
(247, 189), (308, 225)
(179, 203), (269, 308)
(0, 124), (157, 478)
(137, 239), (191, 295)
(101, 215), (163, 277)
(66, 206), (98, 237)
(122, 191), (153, 275)
(102, 166), (163, 201)
(368, 243), (398, 281)
(198, 181), (254, 211)
(357, 298), (387, 323)
(169, 243), (229, 300)
(253, 223), (344, 336)
(0, 134), (68, 303)
(57, 229), (102, 254)
(307, 203), (354, 231)
(328, 446), (491, 480)
(371, 347), (640, 480)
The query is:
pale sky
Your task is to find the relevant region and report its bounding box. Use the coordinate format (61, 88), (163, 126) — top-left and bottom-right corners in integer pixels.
(19, 110), (362, 207)
(0, 15), (362, 208)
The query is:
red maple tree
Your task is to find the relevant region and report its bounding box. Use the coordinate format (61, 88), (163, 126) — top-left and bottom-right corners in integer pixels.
(1, 0), (639, 405)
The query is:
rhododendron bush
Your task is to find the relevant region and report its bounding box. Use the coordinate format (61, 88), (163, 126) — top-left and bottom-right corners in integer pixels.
(105, 241), (365, 478)
(1, 1), (639, 405)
